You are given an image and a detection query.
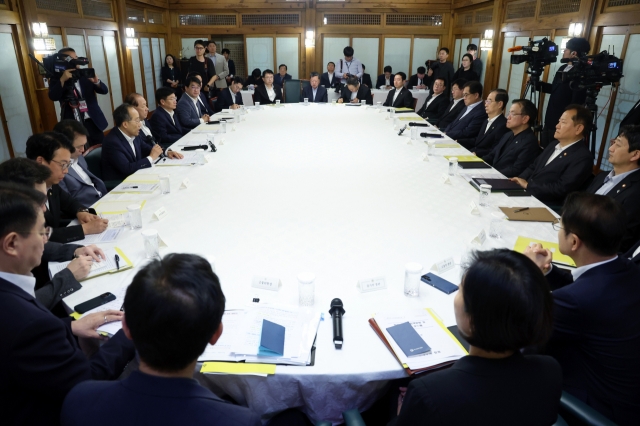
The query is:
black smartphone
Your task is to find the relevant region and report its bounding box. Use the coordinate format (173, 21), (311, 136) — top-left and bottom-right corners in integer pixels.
(74, 292), (116, 314)
(421, 273), (459, 294)
(206, 120), (220, 125)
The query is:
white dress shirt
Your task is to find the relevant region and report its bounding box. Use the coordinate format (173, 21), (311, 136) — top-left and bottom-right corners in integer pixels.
(633, 245), (640, 258)
(266, 86), (276, 102)
(140, 120), (152, 137)
(425, 93), (441, 109)
(0, 271), (36, 297)
(336, 58), (363, 83)
(392, 88), (401, 105)
(327, 72), (334, 85)
(484, 115), (500, 134)
(71, 159), (101, 196)
(545, 140), (581, 166)
(189, 95), (206, 124)
(595, 168), (640, 195)
(571, 256), (617, 281)
(162, 107), (176, 125)
(312, 88), (318, 101)
(119, 129), (153, 166)
(459, 100), (483, 120)
(449, 98), (463, 111)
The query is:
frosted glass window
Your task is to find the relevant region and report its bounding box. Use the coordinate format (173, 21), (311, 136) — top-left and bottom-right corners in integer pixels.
(141, 38), (156, 108)
(412, 38), (439, 74)
(51, 34), (64, 122)
(353, 38), (379, 78)
(276, 37), (299, 79)
(131, 47), (143, 95)
(67, 35), (87, 57)
(88, 36), (114, 129)
(541, 35), (565, 127)
(160, 38), (166, 65)
(104, 35), (122, 111)
(247, 37), (274, 74)
(151, 38), (162, 110)
(453, 38), (463, 70)
(607, 34), (640, 142)
(595, 34), (626, 169)
(0, 33), (32, 157)
(383, 38), (411, 76)
(499, 36), (514, 93)
(181, 37), (207, 60)
(323, 37), (349, 72)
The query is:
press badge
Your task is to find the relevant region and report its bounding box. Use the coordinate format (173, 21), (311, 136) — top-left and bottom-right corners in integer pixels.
(78, 100), (89, 112)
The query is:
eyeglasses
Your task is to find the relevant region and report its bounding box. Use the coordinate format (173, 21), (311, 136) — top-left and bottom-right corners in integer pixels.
(50, 159), (71, 170)
(462, 93), (475, 98)
(508, 112), (524, 117)
(22, 226), (52, 241)
(485, 99), (496, 104)
(551, 222), (563, 232)
(195, 46), (205, 51)
(128, 118), (141, 123)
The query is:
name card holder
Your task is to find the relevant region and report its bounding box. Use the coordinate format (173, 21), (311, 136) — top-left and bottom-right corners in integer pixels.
(357, 276), (387, 293)
(431, 257), (455, 274)
(469, 201), (480, 215)
(180, 178), (191, 189)
(153, 207), (168, 221)
(441, 174), (452, 185)
(421, 153), (429, 162)
(471, 229), (487, 246)
(252, 275), (282, 291)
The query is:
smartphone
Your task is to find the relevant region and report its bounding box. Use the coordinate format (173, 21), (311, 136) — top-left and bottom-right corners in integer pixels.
(206, 120), (220, 125)
(74, 292), (116, 314)
(421, 273), (459, 294)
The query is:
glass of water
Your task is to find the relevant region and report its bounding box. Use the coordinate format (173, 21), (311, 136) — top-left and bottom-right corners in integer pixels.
(255, 101), (260, 109)
(411, 126), (419, 141)
(448, 157), (458, 176)
(304, 97), (309, 105)
(141, 229), (159, 259)
(276, 100), (281, 106)
(404, 262), (423, 297)
(479, 184), (492, 207)
(298, 272), (315, 306)
(160, 175), (170, 195)
(427, 140), (435, 155)
(127, 204), (142, 230)
(376, 101), (382, 110)
(489, 219), (504, 239)
(361, 99), (367, 106)
(219, 121), (227, 134)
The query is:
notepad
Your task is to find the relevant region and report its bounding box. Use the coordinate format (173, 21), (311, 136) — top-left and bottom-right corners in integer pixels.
(386, 322), (431, 357)
(200, 362), (276, 376)
(444, 155), (484, 162)
(73, 227), (123, 245)
(124, 174), (159, 183)
(48, 247), (133, 280)
(513, 236), (576, 267)
(93, 199), (147, 215)
(500, 207), (559, 223)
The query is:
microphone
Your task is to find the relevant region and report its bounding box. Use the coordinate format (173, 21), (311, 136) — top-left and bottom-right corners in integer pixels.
(507, 46), (524, 52)
(329, 298), (345, 349)
(145, 134), (166, 158)
(407, 122), (431, 127)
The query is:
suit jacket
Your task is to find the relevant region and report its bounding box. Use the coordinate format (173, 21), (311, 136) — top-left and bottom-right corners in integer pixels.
(452, 67), (479, 83)
(483, 128), (541, 178)
(443, 103), (488, 144)
(619, 99), (640, 133)
(376, 74), (392, 89)
(519, 139), (593, 205)
(33, 242), (82, 310)
(539, 64), (587, 132)
(274, 73), (292, 86)
(587, 169), (640, 252)
(391, 352), (561, 426)
(466, 114), (509, 156)
(58, 155), (107, 208)
(340, 84), (373, 105)
(149, 107), (186, 149)
(227, 59), (236, 77)
(46, 184), (85, 244)
(546, 258), (640, 425)
(320, 72), (339, 89)
(383, 87), (414, 109)
(61, 371), (261, 426)
(208, 53), (228, 88)
(426, 61), (455, 90)
(0, 277), (135, 426)
(407, 74), (427, 89)
(624, 240), (640, 265)
(253, 85), (283, 105)
(101, 128), (153, 182)
(472, 58), (483, 80)
(435, 99), (465, 129)
(417, 93), (449, 124)
(176, 94), (208, 130)
(361, 73), (373, 88)
(215, 88), (244, 112)
(48, 77), (110, 131)
(302, 85), (328, 103)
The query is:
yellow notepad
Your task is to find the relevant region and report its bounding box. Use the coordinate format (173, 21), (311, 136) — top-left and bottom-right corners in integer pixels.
(513, 236), (576, 267)
(444, 155), (483, 162)
(200, 362), (276, 376)
(93, 200), (147, 215)
(398, 116), (424, 121)
(434, 143), (461, 148)
(124, 174), (159, 183)
(394, 107), (414, 112)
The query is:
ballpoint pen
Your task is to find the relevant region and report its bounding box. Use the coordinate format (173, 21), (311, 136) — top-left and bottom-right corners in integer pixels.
(514, 207), (530, 213)
(115, 254), (120, 270)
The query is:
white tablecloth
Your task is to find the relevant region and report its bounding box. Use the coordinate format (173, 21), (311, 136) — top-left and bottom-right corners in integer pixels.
(66, 105), (557, 424)
(371, 89), (430, 112)
(241, 90), (254, 106)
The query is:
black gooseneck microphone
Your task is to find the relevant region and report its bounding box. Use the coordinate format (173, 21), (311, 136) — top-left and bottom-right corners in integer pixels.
(329, 298), (345, 349)
(145, 134), (166, 158)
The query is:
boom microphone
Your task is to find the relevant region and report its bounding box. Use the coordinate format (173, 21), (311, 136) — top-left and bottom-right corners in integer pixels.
(507, 46), (524, 52)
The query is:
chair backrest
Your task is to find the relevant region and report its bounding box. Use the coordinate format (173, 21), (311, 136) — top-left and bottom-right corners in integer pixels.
(284, 79), (301, 103)
(83, 144), (103, 180)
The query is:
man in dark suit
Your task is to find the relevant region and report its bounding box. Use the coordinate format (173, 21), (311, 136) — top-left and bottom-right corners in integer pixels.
(222, 48), (236, 85)
(426, 47), (455, 91)
(586, 125), (640, 252)
(215, 76), (244, 112)
(536, 38), (590, 149)
(436, 78), (467, 129)
(0, 182), (135, 426)
(511, 105), (594, 206)
(54, 120), (107, 207)
(60, 253), (260, 426)
(376, 65), (393, 89)
(525, 192), (640, 426)
(320, 62), (339, 89)
(177, 76), (213, 130)
(618, 98), (640, 134)
(408, 66), (428, 90)
(48, 47), (110, 147)
(444, 81), (488, 145)
(274, 64), (292, 86)
(338, 76), (373, 105)
(417, 78), (449, 123)
(626, 239), (640, 265)
(24, 132), (108, 243)
(465, 88), (509, 156)
(482, 99), (541, 177)
(383, 72), (414, 109)
(186, 73), (215, 115)
(361, 64), (373, 88)
(149, 87), (187, 149)
(302, 72), (328, 103)
(253, 69), (283, 105)
(102, 103), (182, 182)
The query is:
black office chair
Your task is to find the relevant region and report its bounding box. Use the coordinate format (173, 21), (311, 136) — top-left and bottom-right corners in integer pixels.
(83, 144), (121, 191)
(284, 79), (301, 103)
(558, 391), (619, 426)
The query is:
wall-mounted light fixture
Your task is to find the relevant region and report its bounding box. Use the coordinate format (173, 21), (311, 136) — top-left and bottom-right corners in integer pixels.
(32, 22), (56, 54)
(125, 28), (139, 49)
(568, 22), (583, 38)
(305, 30), (315, 47)
(480, 29), (494, 50)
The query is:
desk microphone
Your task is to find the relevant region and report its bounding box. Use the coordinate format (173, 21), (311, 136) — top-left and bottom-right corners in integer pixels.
(145, 134), (166, 158)
(329, 298), (345, 349)
(407, 122), (431, 127)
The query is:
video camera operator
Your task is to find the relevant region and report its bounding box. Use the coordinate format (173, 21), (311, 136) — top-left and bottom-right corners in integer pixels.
(536, 38), (590, 149)
(48, 47), (109, 147)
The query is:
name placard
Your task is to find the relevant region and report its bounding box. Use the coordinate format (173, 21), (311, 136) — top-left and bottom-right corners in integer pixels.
(441, 174), (452, 184)
(252, 275), (282, 291)
(153, 207), (168, 221)
(471, 229), (487, 246)
(357, 276), (387, 293)
(431, 257), (455, 274)
(180, 178), (191, 189)
(421, 153), (429, 162)
(469, 201), (480, 215)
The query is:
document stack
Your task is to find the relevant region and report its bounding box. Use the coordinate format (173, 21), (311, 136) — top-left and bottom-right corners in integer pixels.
(369, 308), (468, 375)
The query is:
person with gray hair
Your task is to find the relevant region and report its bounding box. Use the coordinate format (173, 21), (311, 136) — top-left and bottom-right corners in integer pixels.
(302, 72), (328, 103)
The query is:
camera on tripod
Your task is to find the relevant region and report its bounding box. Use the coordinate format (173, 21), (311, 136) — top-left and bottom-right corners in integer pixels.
(42, 53), (96, 80)
(561, 50), (623, 89)
(509, 38), (559, 68)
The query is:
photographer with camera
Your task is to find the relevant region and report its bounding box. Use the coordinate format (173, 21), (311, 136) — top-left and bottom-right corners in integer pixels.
(48, 47), (109, 147)
(425, 48), (455, 92)
(536, 38), (590, 149)
(336, 46), (363, 86)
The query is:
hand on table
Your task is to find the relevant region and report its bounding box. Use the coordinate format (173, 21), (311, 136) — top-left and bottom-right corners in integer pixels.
(523, 243), (553, 274)
(509, 177), (528, 189)
(337, 98), (344, 104)
(203, 114), (211, 122)
(74, 245), (105, 262)
(71, 310), (124, 339)
(167, 150), (183, 159)
(230, 104), (240, 110)
(77, 212), (99, 223)
(351, 98), (360, 104)
(81, 218), (109, 235)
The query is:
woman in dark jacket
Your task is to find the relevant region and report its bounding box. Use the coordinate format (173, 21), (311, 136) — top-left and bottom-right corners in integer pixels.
(453, 53), (480, 82)
(161, 54), (181, 98)
(186, 40), (217, 98)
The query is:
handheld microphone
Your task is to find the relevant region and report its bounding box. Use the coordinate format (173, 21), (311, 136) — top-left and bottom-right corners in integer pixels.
(145, 134), (166, 158)
(329, 298), (345, 349)
(507, 46), (524, 53)
(407, 122), (431, 127)
(398, 125), (407, 136)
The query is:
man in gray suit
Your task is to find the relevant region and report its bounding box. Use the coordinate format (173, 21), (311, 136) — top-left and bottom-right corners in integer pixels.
(176, 76), (212, 130)
(206, 40), (229, 91)
(55, 120), (107, 207)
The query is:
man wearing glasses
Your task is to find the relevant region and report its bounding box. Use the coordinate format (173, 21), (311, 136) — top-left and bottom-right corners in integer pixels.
(443, 81), (488, 143)
(25, 132), (107, 244)
(464, 88), (509, 156)
(102, 103), (182, 182)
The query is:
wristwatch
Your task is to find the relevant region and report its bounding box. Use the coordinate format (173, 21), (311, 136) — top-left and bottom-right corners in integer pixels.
(77, 208), (90, 214)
